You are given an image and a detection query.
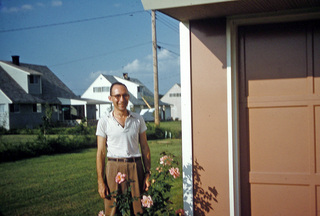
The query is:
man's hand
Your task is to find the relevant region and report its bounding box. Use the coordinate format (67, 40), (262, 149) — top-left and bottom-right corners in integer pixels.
(98, 182), (109, 199)
(140, 131), (151, 192)
(143, 174), (151, 191)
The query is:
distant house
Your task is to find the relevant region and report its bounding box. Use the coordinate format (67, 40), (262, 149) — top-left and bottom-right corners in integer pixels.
(81, 73), (170, 121)
(0, 56), (100, 130)
(161, 83), (181, 120)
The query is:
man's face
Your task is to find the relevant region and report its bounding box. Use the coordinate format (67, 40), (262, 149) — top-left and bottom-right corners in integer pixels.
(108, 84), (129, 111)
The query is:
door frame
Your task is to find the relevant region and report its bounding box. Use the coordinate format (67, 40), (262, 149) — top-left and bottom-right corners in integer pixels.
(226, 8), (320, 216)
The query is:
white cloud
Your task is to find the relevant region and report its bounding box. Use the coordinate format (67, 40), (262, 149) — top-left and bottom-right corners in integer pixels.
(123, 59), (152, 73)
(158, 49), (172, 60)
(0, 1), (62, 13)
(51, 1), (63, 7)
(1, 7), (18, 13)
(21, 4), (33, 10)
(1, 4), (33, 13)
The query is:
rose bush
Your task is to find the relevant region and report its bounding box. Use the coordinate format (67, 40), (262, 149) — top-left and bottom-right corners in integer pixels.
(140, 152), (180, 216)
(98, 152), (182, 216)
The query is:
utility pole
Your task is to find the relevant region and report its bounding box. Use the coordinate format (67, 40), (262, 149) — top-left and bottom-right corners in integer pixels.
(152, 10), (160, 126)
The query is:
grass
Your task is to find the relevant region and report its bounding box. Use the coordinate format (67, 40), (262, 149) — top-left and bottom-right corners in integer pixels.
(0, 134), (87, 143)
(0, 134), (38, 143)
(147, 121), (181, 131)
(0, 139), (182, 216)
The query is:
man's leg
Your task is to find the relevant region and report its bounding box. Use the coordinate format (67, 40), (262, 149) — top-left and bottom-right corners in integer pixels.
(129, 160), (144, 215)
(104, 161), (118, 216)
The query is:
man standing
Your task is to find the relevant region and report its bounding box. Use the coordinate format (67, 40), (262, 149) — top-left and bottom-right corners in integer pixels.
(96, 82), (151, 215)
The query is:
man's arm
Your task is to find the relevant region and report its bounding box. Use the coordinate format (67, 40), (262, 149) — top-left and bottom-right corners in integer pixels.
(96, 135), (108, 198)
(140, 131), (151, 191)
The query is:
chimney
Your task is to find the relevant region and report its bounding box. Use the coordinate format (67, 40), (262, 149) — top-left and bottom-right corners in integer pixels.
(12, 55), (20, 66)
(123, 73), (129, 80)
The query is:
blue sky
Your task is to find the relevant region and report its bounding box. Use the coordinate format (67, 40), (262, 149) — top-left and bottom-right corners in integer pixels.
(0, 0), (180, 95)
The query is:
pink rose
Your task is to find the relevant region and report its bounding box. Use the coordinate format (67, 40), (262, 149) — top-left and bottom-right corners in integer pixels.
(160, 155), (173, 166)
(115, 172), (126, 184)
(141, 195), (153, 208)
(169, 167), (180, 179)
(98, 210), (105, 216)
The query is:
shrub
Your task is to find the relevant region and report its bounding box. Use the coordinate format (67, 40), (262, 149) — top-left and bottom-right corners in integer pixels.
(146, 124), (166, 140)
(0, 121), (181, 162)
(0, 134), (96, 163)
(0, 127), (8, 135)
(146, 123), (182, 140)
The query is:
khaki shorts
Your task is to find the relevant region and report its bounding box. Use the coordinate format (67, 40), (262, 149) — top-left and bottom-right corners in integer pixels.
(104, 159), (144, 216)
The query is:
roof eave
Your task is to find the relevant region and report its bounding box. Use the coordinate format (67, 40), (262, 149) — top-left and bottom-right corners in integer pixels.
(141, 0), (320, 21)
(141, 0), (234, 11)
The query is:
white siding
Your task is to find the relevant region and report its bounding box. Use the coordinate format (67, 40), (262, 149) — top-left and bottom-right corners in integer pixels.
(81, 74), (111, 102)
(0, 90), (11, 130)
(161, 83), (181, 120)
(0, 62), (29, 93)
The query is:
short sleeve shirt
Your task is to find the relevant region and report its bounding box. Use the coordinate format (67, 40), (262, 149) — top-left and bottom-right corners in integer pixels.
(96, 111), (147, 158)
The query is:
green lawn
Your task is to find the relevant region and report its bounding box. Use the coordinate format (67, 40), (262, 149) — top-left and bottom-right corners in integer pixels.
(0, 134), (38, 143)
(147, 121), (181, 131)
(0, 139), (182, 216)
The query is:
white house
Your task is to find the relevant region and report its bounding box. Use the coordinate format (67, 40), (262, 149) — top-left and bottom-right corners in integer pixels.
(81, 73), (170, 121)
(161, 83), (181, 120)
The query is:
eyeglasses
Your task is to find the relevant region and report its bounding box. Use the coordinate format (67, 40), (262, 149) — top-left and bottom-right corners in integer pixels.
(111, 94), (129, 100)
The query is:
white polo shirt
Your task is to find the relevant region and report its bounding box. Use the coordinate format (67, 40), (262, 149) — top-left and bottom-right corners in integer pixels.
(96, 111), (147, 158)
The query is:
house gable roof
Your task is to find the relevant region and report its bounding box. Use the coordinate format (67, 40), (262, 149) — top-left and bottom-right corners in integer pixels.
(162, 83), (181, 97)
(22, 63), (78, 103)
(1, 61), (43, 76)
(0, 61), (79, 104)
(101, 74), (118, 84)
(0, 66), (46, 104)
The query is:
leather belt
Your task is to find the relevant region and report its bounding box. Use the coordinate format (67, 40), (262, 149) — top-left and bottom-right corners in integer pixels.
(108, 157), (141, 163)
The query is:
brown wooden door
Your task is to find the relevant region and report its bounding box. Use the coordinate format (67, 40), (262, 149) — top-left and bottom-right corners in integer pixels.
(239, 20), (320, 216)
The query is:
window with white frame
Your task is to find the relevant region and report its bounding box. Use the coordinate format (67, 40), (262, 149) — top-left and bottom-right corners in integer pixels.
(102, 87), (109, 92)
(93, 86), (109, 93)
(169, 93), (181, 97)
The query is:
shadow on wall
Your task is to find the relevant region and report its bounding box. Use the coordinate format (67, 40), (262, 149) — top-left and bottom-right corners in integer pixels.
(183, 159), (218, 215)
(194, 159), (219, 215)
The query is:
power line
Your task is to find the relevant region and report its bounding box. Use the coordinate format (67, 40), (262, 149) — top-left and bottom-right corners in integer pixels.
(49, 41), (179, 68)
(156, 12), (179, 33)
(49, 41), (151, 67)
(157, 45), (180, 57)
(146, 10), (179, 33)
(0, 10), (145, 33)
(158, 41), (180, 56)
(142, 72), (180, 89)
(158, 41), (179, 48)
